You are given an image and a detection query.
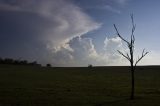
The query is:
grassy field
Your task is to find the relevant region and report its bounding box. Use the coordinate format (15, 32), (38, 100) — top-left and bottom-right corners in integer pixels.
(0, 65), (160, 106)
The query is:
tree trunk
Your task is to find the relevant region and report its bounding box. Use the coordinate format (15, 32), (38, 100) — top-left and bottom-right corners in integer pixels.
(130, 65), (134, 100)
(114, 15), (148, 100)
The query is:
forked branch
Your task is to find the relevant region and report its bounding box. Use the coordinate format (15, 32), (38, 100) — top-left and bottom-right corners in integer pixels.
(135, 49), (149, 66)
(117, 50), (131, 61)
(114, 14), (149, 100)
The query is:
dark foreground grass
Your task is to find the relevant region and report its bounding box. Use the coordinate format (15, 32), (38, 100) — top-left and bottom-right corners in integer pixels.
(0, 65), (160, 106)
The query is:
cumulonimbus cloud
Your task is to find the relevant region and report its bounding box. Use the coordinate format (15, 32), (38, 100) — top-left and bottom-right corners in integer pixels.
(0, 0), (130, 66)
(0, 0), (101, 65)
(0, 0), (101, 49)
(51, 36), (128, 67)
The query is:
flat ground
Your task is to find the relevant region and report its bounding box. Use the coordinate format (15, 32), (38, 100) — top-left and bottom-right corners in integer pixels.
(0, 65), (160, 106)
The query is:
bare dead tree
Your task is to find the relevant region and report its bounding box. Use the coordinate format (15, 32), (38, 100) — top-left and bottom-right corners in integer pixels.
(114, 14), (148, 100)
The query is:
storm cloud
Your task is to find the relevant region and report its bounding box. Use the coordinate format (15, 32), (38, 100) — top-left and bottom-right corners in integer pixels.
(0, 0), (128, 66)
(0, 0), (100, 64)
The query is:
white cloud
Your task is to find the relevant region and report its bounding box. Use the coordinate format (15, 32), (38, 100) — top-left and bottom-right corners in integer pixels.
(102, 5), (121, 14)
(0, 0), (134, 66)
(0, 0), (103, 66)
(38, 0), (101, 51)
(103, 37), (128, 65)
(51, 37), (101, 66)
(85, 4), (121, 14)
(0, 0), (101, 50)
(51, 36), (128, 66)
(93, 0), (130, 14)
(102, 0), (130, 13)
(113, 0), (130, 5)
(104, 37), (122, 49)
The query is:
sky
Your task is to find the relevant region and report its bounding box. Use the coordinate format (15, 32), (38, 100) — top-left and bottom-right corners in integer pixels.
(0, 0), (160, 66)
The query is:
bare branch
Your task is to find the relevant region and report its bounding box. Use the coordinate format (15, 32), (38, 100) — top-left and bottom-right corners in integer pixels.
(114, 24), (130, 45)
(127, 53), (130, 60)
(131, 14), (136, 45)
(142, 49), (145, 54)
(135, 49), (149, 66)
(117, 50), (130, 61)
(115, 14), (149, 100)
(132, 34), (135, 44)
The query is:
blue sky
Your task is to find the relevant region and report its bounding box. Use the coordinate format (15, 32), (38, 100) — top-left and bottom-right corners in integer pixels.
(0, 0), (160, 66)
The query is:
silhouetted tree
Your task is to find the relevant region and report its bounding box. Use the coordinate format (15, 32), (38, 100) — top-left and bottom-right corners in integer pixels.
(0, 57), (41, 66)
(4, 58), (14, 64)
(13, 60), (20, 65)
(88, 64), (93, 68)
(19, 60), (28, 65)
(46, 64), (51, 67)
(114, 14), (148, 100)
(0, 58), (3, 63)
(29, 61), (37, 66)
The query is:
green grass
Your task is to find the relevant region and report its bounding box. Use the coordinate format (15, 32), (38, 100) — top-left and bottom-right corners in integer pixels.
(0, 65), (160, 106)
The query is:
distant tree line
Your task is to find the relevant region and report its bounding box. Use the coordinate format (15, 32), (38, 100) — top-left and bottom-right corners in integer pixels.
(0, 58), (41, 66)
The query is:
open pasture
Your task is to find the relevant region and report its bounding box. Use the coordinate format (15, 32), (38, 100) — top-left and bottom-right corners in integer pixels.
(0, 65), (160, 106)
